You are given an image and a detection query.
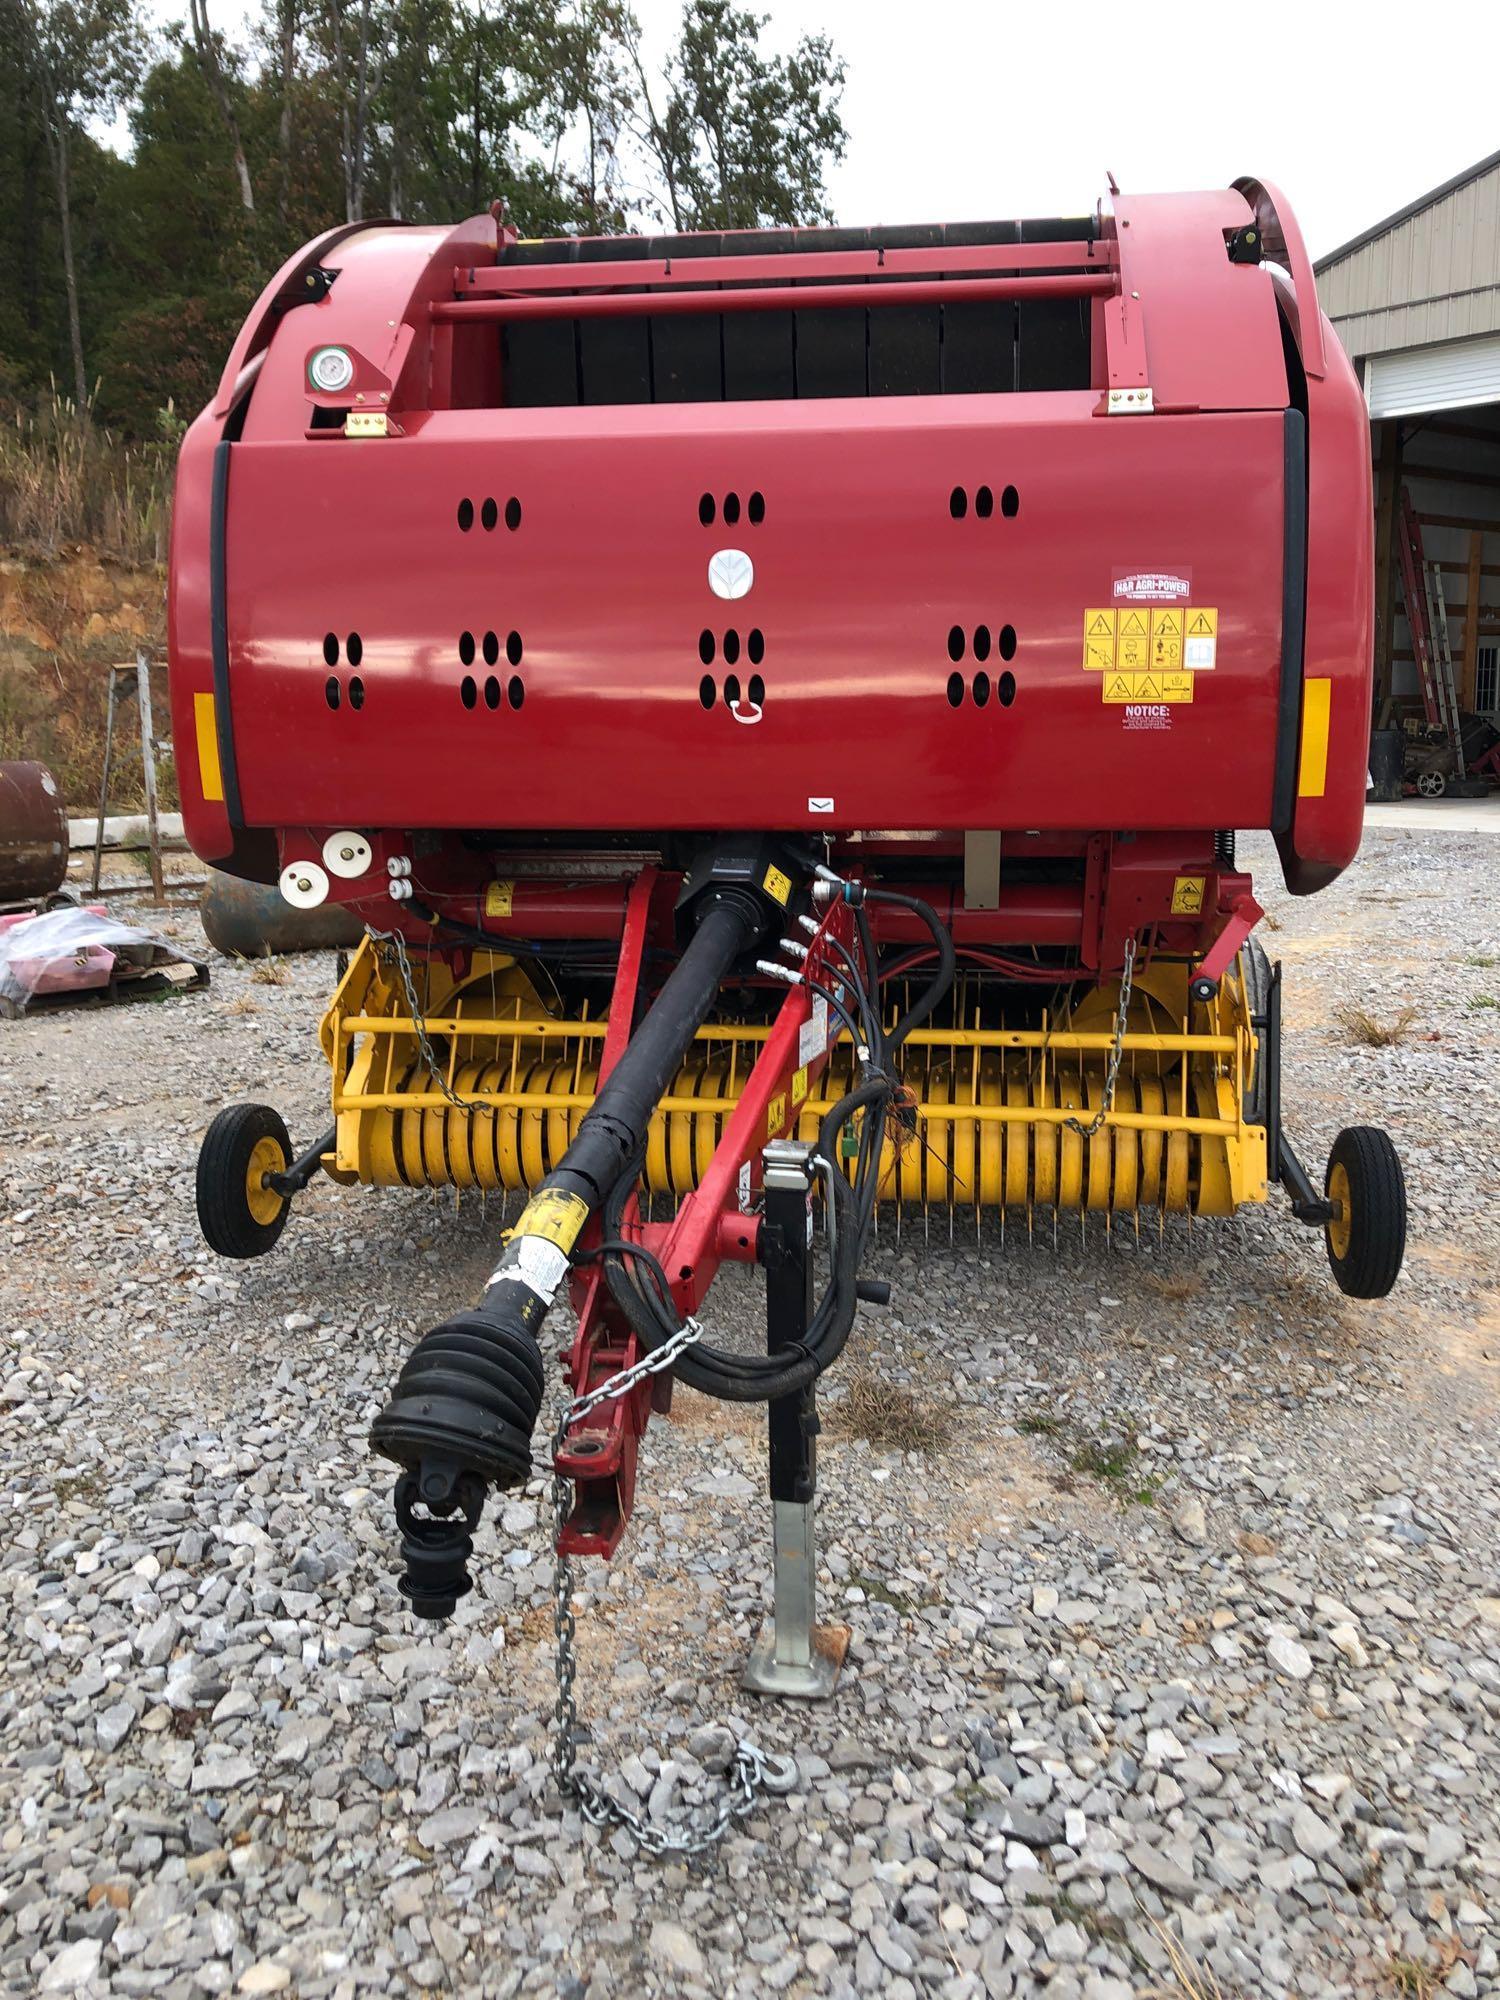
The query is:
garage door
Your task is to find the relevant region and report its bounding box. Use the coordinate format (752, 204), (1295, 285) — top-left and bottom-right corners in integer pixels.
(1365, 330), (1500, 418)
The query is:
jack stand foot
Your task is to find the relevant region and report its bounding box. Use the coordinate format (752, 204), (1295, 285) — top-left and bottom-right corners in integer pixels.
(741, 1138), (849, 1700)
(741, 1501), (849, 1700)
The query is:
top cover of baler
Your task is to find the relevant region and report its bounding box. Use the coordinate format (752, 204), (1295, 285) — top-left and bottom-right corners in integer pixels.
(168, 179), (1371, 894)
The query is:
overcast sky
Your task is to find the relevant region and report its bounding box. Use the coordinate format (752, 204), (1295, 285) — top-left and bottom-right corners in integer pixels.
(171, 0), (1498, 261)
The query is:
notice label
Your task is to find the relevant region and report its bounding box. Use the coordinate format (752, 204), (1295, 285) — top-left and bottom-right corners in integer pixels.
(798, 993), (828, 1066)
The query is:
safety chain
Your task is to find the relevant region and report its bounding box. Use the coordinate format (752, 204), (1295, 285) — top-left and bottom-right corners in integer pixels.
(364, 925), (487, 1110)
(1062, 935), (1137, 1140)
(549, 1316), (792, 1857)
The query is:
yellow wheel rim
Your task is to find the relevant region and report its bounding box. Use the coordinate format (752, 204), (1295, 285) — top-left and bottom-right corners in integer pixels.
(1327, 1161), (1352, 1261)
(245, 1135), (287, 1226)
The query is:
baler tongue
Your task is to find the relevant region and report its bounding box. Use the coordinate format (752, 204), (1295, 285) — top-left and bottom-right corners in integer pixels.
(371, 841), (788, 1609)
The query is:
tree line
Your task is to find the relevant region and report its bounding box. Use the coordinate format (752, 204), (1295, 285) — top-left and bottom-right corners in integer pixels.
(1, 0), (847, 437)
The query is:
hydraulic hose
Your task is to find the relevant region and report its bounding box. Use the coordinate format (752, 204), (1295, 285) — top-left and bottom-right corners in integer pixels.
(602, 881), (954, 1407)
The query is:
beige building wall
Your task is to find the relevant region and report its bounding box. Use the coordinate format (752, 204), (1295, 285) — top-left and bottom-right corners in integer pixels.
(1317, 154), (1500, 361)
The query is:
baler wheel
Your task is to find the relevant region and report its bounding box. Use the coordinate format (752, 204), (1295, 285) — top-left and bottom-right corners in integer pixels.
(1323, 1125), (1405, 1299)
(1415, 770), (1447, 799)
(197, 1103), (293, 1259)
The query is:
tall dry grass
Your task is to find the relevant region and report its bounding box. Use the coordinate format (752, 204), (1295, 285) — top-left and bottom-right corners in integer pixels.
(0, 385), (176, 565)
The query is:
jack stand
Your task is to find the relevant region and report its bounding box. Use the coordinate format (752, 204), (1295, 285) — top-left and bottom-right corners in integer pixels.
(742, 1140), (850, 1700)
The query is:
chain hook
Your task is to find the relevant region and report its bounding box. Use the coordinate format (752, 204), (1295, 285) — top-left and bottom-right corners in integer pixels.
(365, 924), (488, 1110)
(1062, 934), (1137, 1141)
(546, 1314), (787, 1857)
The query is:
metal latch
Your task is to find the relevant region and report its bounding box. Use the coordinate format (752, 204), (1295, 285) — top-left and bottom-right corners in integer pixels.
(344, 410), (389, 438)
(1106, 387), (1154, 414)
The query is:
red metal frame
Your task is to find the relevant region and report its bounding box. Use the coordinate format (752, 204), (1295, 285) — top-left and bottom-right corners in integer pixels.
(555, 886), (853, 1557)
(457, 239), (1109, 294)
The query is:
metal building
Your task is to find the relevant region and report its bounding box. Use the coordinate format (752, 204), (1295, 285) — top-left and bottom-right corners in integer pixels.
(1317, 149), (1500, 771)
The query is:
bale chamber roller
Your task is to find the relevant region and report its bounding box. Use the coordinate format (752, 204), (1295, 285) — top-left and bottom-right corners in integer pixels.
(168, 177), (1407, 1773)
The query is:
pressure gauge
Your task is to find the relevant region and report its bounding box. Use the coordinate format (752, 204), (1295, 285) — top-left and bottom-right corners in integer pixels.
(308, 346), (355, 394)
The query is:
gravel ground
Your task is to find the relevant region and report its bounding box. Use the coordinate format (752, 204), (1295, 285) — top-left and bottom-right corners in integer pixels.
(2, 825), (1498, 2000)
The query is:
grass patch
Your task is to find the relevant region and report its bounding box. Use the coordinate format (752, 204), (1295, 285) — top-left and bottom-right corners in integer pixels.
(1335, 1002), (1418, 1048)
(846, 1569), (934, 1615)
(1387, 1960), (1436, 2000)
(1461, 953), (1498, 969)
(249, 948), (290, 987)
(0, 386), (173, 562)
(51, 1468), (106, 1504)
(1470, 994), (1499, 1011)
(1069, 1437), (1161, 1508)
(1146, 1270), (1203, 1303)
(830, 1368), (954, 1454)
(1145, 1916), (1231, 1999)
(1071, 1438), (1137, 1481)
(1018, 1409), (1160, 1509)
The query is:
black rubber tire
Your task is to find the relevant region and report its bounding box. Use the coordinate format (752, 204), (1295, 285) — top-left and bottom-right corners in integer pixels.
(1323, 1125), (1405, 1299)
(1240, 937), (1272, 1125)
(197, 1103), (292, 1259)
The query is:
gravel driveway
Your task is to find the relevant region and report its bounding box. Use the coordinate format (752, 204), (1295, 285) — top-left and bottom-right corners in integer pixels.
(2, 824), (1497, 2000)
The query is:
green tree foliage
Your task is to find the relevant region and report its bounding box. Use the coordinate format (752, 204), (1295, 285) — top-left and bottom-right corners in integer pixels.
(629, 0), (845, 230)
(0, 0), (848, 436)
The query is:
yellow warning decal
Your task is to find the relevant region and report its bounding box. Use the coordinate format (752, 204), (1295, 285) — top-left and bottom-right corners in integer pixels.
(1298, 676), (1332, 798)
(1150, 609), (1183, 670)
(1171, 876), (1207, 915)
(1084, 604), (1217, 684)
(194, 692), (224, 803)
(791, 1064), (809, 1108)
(763, 864), (792, 906)
(515, 1186), (590, 1251)
(1102, 673), (1196, 705)
(484, 879), (515, 918)
(767, 1092), (787, 1137)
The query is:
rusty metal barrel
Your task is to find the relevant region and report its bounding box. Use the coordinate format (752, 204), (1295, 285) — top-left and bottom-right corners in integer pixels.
(200, 870), (365, 956)
(0, 761), (69, 903)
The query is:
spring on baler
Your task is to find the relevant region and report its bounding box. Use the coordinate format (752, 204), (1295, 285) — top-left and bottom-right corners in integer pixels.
(353, 1046), (1238, 1215)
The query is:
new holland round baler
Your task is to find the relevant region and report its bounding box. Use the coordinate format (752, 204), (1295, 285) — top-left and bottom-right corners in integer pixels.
(169, 178), (1406, 1819)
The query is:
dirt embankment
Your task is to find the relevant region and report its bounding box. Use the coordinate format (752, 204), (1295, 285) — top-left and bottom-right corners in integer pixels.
(0, 552), (169, 813)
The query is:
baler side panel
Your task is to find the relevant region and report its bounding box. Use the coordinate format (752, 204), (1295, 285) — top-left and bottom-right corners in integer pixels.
(167, 409), (233, 865)
(222, 400), (1288, 835)
(1107, 190), (1289, 412)
(239, 215), (499, 443)
(1277, 320), (1374, 892)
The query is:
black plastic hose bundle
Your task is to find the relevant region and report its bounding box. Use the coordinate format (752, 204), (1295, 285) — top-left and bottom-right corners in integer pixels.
(602, 883), (954, 1404)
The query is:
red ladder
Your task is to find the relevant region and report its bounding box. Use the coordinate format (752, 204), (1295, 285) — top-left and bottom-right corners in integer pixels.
(1396, 488), (1464, 769)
